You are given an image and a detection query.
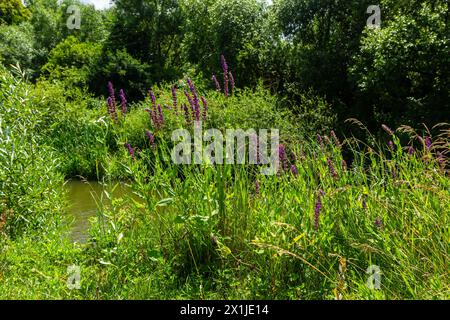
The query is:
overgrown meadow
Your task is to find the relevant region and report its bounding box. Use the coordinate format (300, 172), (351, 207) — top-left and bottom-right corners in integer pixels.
(0, 59), (448, 299)
(0, 0), (449, 301)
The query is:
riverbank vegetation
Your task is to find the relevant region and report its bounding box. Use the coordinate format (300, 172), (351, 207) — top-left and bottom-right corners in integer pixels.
(0, 0), (449, 300)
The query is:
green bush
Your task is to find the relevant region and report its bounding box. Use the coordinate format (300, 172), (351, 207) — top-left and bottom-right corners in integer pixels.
(0, 65), (64, 239)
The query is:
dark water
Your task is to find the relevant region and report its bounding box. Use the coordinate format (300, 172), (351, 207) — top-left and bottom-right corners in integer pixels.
(65, 180), (135, 243)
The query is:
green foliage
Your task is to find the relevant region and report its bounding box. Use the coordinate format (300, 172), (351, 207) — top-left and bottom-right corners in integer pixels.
(0, 22), (36, 72)
(0, 65), (64, 239)
(90, 49), (152, 101)
(275, 0), (372, 102)
(0, 0), (30, 25)
(350, 0), (450, 127)
(41, 36), (102, 87)
(106, 0), (184, 88)
(182, 0), (269, 87)
(26, 0), (110, 77)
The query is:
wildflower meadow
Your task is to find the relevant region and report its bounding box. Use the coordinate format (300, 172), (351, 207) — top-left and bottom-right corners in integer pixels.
(0, 0), (448, 302)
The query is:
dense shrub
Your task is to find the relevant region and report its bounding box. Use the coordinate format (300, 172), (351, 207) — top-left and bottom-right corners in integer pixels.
(0, 66), (64, 239)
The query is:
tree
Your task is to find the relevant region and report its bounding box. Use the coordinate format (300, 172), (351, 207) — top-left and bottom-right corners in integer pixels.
(273, 0), (377, 131)
(0, 0), (31, 25)
(181, 0), (269, 87)
(40, 36), (102, 87)
(0, 22), (36, 72)
(107, 0), (185, 83)
(350, 0), (450, 127)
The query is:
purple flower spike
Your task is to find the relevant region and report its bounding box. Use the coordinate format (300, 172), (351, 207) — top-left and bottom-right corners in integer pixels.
(278, 144), (288, 169)
(388, 140), (394, 151)
(229, 71), (235, 94)
(255, 180), (260, 195)
(291, 165), (299, 177)
(124, 143), (135, 161)
(201, 96), (208, 121)
(314, 191), (323, 230)
(212, 75), (221, 92)
(184, 90), (194, 110)
(382, 124), (394, 136)
(107, 82), (118, 121)
(330, 130), (340, 147)
(342, 160), (348, 171)
(417, 136), (424, 145)
(145, 130), (154, 143)
(375, 218), (383, 229)
(327, 158), (338, 180)
(221, 55), (229, 97)
(119, 89), (127, 115)
(425, 137), (432, 151)
(408, 146), (415, 155)
(172, 85), (178, 114)
(317, 134), (324, 148)
(146, 130), (156, 148)
(183, 104), (190, 124)
(157, 104), (164, 126)
(145, 108), (159, 129)
(108, 81), (116, 104)
(148, 89), (157, 109)
(187, 79), (200, 119)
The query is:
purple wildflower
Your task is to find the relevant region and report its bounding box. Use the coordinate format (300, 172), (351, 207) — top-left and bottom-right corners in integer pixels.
(314, 191), (323, 230)
(417, 135), (424, 146)
(221, 55), (229, 97)
(108, 81), (116, 105)
(157, 104), (164, 126)
(342, 160), (348, 171)
(148, 89), (157, 109)
(172, 85), (178, 114)
(107, 82), (117, 121)
(375, 218), (383, 229)
(388, 140), (394, 151)
(408, 146), (415, 155)
(201, 96), (208, 121)
(382, 124), (394, 136)
(229, 71), (235, 94)
(391, 168), (397, 179)
(255, 180), (260, 195)
(145, 130), (156, 148)
(124, 143), (135, 161)
(183, 104), (190, 124)
(106, 97), (117, 120)
(330, 130), (341, 147)
(184, 90), (194, 112)
(425, 136), (432, 151)
(317, 134), (324, 148)
(145, 108), (158, 129)
(187, 79), (200, 121)
(119, 89), (127, 115)
(278, 144), (288, 170)
(212, 75), (221, 92)
(291, 165), (299, 177)
(327, 158), (338, 180)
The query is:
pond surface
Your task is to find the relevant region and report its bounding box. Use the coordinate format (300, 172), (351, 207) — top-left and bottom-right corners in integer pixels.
(65, 180), (135, 243)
